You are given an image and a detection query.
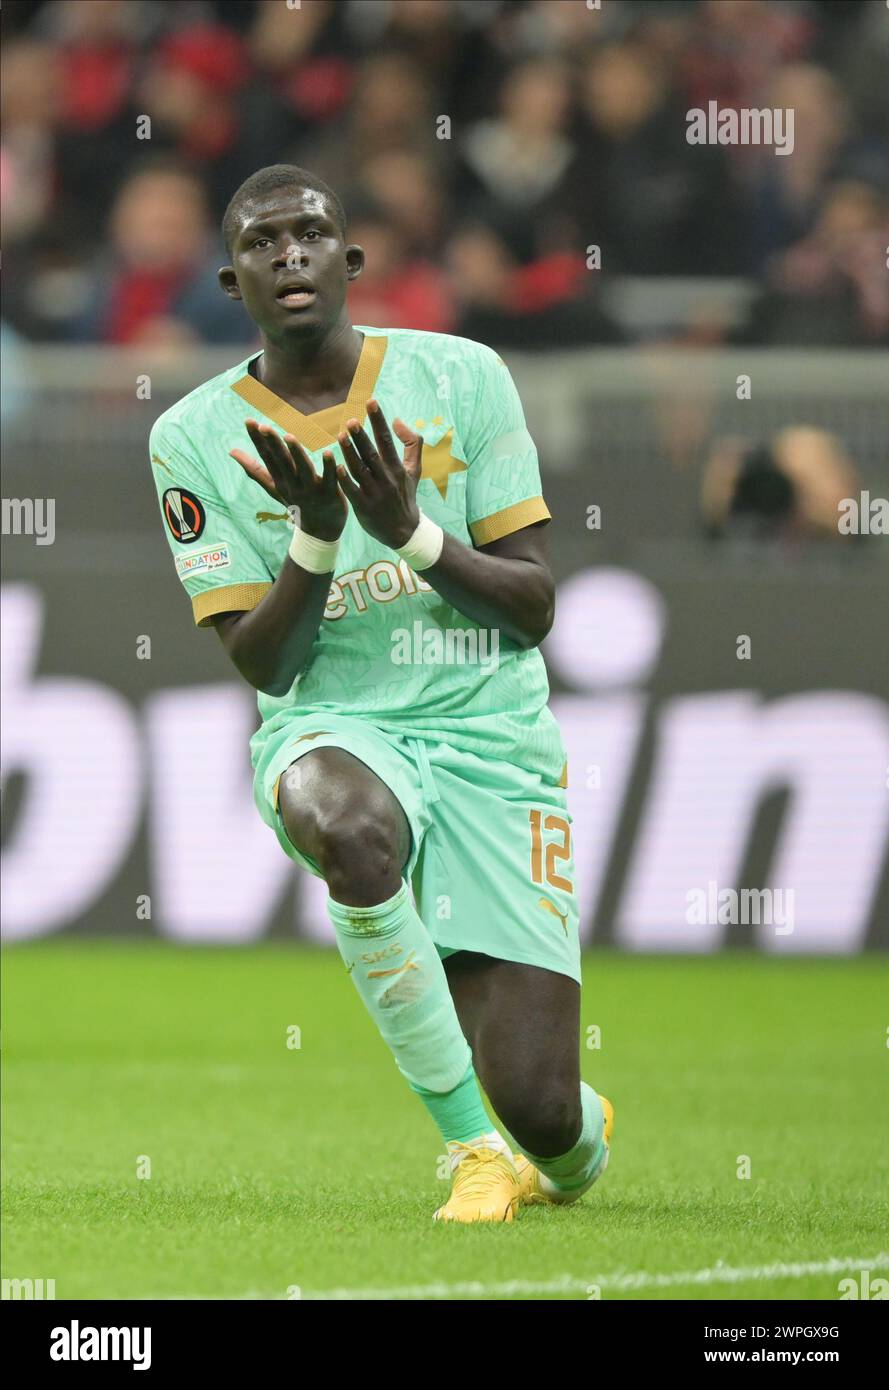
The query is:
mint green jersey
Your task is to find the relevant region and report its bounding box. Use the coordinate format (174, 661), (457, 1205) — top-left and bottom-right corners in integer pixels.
(149, 328), (565, 779)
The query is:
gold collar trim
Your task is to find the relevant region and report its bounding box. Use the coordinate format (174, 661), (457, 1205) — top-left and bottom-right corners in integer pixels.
(231, 334), (388, 452)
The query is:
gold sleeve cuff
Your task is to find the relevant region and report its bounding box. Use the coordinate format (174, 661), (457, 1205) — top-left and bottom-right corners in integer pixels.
(192, 582), (272, 628)
(469, 496), (551, 546)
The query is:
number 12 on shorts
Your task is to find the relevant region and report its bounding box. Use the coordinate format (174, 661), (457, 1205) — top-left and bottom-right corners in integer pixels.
(529, 809), (573, 893)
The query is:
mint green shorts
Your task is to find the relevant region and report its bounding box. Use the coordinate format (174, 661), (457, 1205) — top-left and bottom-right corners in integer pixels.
(253, 712), (581, 984)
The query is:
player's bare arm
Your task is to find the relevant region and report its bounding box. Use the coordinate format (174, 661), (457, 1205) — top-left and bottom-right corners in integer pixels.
(213, 420), (346, 696)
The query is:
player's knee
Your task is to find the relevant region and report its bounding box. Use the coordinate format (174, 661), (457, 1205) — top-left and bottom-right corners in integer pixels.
(496, 1083), (582, 1160)
(314, 805), (403, 903)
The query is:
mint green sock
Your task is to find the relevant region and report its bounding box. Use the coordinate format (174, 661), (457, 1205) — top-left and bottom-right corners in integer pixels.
(327, 882), (472, 1097)
(409, 1062), (493, 1146)
(518, 1082), (606, 1198)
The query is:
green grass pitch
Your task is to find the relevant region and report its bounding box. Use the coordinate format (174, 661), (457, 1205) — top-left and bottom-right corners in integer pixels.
(2, 943), (887, 1301)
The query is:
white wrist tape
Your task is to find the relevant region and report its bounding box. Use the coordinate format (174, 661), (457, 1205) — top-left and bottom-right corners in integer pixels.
(397, 512), (444, 570)
(288, 527), (340, 574)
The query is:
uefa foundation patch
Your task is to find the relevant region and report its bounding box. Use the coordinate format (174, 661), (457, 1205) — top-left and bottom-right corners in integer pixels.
(175, 544), (232, 578)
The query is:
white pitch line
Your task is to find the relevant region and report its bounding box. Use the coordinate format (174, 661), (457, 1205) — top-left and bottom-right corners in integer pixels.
(151, 1253), (889, 1301)
(303, 1254), (889, 1301)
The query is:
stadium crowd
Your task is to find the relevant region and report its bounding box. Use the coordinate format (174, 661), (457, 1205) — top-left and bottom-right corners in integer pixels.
(2, 0), (888, 349)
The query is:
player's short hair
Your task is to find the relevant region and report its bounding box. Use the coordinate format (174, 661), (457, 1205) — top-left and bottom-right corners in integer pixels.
(222, 165), (347, 259)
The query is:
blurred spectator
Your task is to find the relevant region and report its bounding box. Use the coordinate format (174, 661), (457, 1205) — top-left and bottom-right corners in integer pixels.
(346, 202), (453, 335)
(72, 163), (253, 346)
(774, 426), (865, 537)
(746, 64), (851, 271)
(135, 23), (253, 217)
(513, 0), (617, 56)
(355, 151), (448, 258)
(446, 222), (623, 349)
(741, 179), (889, 347)
(306, 51), (440, 194)
(574, 39), (745, 275)
(38, 0), (153, 244)
(833, 0), (889, 146)
(680, 0), (814, 117)
(249, 0), (344, 95)
(0, 39), (62, 243)
(701, 427), (863, 543)
(238, 0), (355, 168)
(373, 0), (505, 125)
(455, 58), (577, 265)
(447, 53), (624, 346)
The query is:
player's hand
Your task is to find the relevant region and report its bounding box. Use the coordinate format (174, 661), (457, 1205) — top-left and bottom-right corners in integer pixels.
(336, 400), (423, 548)
(230, 420), (347, 542)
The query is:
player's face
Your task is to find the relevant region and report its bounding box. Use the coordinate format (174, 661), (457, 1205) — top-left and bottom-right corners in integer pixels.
(220, 189), (363, 338)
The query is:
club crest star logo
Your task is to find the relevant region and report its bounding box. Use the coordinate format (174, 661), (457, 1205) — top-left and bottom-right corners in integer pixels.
(415, 426), (467, 501)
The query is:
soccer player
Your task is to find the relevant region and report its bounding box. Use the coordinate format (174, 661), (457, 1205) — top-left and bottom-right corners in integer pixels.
(150, 165), (613, 1222)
